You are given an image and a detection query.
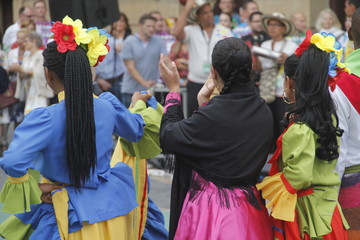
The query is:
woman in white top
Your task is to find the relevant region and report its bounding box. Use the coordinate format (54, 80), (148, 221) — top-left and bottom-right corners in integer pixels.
(21, 32), (53, 114)
(315, 8), (345, 39)
(258, 13), (298, 150)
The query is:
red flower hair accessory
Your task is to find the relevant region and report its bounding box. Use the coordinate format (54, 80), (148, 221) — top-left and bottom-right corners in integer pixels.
(49, 16), (110, 67)
(295, 29), (313, 57)
(51, 22), (77, 53)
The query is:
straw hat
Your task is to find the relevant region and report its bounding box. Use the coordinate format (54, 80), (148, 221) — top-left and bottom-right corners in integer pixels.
(262, 12), (293, 37)
(186, 0), (215, 23)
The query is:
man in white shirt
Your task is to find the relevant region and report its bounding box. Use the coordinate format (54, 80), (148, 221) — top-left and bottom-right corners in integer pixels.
(2, 6), (33, 52)
(172, 0), (233, 116)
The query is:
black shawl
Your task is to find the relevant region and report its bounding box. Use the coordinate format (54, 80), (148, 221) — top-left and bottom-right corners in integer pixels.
(160, 82), (274, 239)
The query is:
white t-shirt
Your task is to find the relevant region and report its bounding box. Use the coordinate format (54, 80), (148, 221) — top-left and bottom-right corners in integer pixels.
(258, 39), (298, 97)
(331, 86), (360, 179)
(184, 24), (233, 84)
(2, 22), (20, 52)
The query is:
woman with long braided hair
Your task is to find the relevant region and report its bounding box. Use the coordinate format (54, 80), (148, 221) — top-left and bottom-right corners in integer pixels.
(159, 37), (273, 239)
(0, 17), (149, 239)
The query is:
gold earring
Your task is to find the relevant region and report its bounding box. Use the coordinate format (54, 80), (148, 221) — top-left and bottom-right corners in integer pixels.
(282, 88), (295, 104)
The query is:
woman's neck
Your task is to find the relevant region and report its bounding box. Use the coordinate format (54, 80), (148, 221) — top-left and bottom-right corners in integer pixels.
(114, 30), (125, 39)
(272, 35), (284, 42)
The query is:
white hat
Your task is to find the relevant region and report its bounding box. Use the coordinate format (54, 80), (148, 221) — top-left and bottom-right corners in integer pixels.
(187, 0), (215, 23)
(262, 12), (293, 37)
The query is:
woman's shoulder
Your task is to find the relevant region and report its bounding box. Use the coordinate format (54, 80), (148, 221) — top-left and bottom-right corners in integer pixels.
(285, 122), (315, 139)
(21, 107), (53, 127)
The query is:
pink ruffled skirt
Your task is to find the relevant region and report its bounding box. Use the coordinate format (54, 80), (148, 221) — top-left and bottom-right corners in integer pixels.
(174, 173), (273, 240)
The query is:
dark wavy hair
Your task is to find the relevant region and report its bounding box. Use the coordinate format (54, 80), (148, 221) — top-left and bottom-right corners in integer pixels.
(111, 12), (132, 40)
(211, 37), (252, 95)
(43, 41), (96, 189)
(284, 54), (299, 79)
(285, 45), (343, 161)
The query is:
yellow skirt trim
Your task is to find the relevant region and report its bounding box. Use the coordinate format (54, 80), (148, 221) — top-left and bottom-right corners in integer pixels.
(51, 186), (135, 240)
(52, 188), (69, 240)
(8, 173), (30, 183)
(68, 213), (135, 240)
(111, 141), (148, 239)
(256, 172), (297, 221)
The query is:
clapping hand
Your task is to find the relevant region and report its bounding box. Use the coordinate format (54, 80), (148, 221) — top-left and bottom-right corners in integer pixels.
(159, 53), (180, 92)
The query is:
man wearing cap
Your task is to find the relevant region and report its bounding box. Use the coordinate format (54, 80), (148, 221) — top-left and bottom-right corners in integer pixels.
(257, 13), (297, 148)
(172, 0), (233, 117)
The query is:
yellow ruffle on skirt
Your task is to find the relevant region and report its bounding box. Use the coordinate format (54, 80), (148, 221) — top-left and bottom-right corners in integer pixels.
(111, 141), (149, 239)
(68, 214), (134, 240)
(53, 187), (135, 240)
(256, 172), (297, 222)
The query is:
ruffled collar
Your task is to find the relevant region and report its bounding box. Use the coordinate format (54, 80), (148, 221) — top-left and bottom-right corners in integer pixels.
(57, 91), (65, 102)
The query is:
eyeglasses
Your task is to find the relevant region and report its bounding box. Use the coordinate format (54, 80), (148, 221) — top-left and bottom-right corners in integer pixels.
(267, 23), (284, 28)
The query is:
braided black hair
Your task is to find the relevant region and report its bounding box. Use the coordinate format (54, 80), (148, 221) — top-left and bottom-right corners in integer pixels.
(285, 46), (343, 161)
(211, 37), (252, 95)
(43, 41), (96, 189)
(284, 54), (299, 79)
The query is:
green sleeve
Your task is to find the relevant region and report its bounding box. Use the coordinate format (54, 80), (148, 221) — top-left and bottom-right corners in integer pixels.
(0, 172), (41, 214)
(121, 101), (164, 159)
(282, 123), (316, 190)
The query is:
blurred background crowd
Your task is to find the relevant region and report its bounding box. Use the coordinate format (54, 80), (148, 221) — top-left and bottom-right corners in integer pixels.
(0, 0), (358, 157)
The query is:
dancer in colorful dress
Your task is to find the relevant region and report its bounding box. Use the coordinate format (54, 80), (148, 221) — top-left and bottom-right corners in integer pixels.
(332, 7), (360, 239)
(257, 30), (349, 240)
(110, 93), (168, 240)
(0, 16), (148, 239)
(159, 37), (273, 240)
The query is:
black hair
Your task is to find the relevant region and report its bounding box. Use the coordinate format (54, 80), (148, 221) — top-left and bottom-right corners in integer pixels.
(213, 0), (238, 15)
(349, 0), (360, 8)
(249, 11), (263, 22)
(351, 7), (360, 46)
(220, 12), (232, 22)
(284, 54), (299, 79)
(43, 41), (96, 189)
(212, 37), (252, 95)
(19, 6), (26, 15)
(139, 14), (157, 25)
(111, 12), (132, 40)
(285, 45), (343, 161)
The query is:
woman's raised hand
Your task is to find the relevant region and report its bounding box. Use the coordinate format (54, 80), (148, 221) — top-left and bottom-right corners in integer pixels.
(159, 53), (180, 92)
(197, 73), (216, 106)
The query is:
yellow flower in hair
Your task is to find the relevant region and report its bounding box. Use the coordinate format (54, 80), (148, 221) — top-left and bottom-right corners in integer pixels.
(87, 27), (109, 66)
(337, 61), (351, 73)
(62, 16), (91, 45)
(310, 33), (337, 53)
